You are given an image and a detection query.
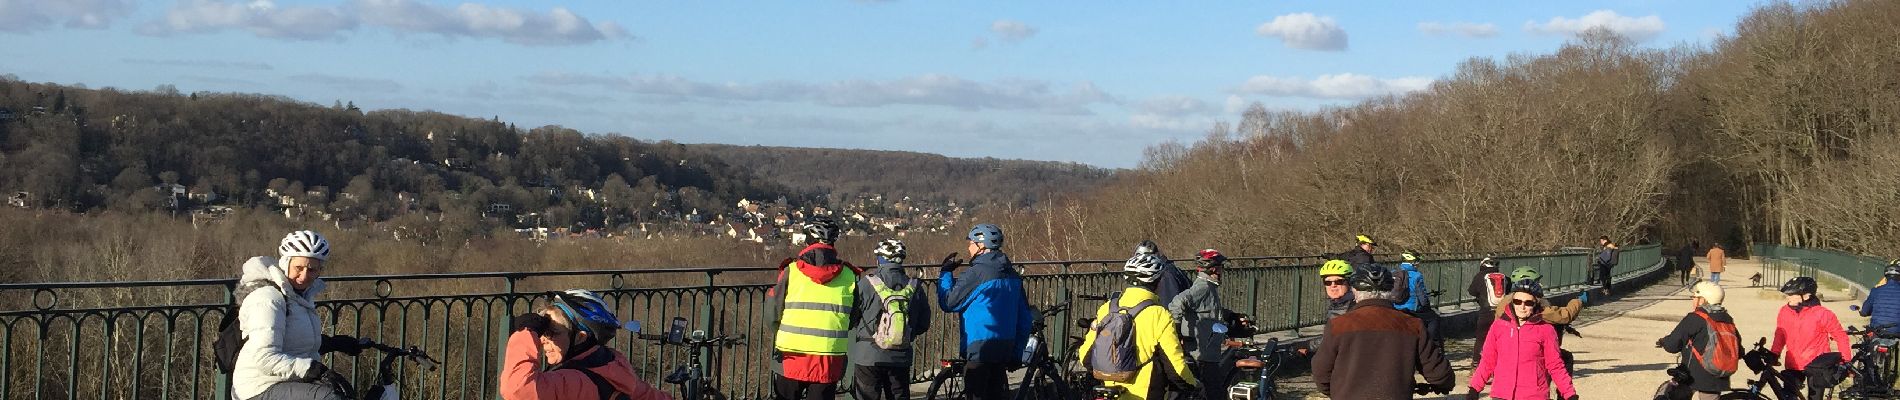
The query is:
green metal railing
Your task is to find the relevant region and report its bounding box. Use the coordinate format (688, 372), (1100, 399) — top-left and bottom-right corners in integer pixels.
(1755, 243), (1891, 290)
(0, 247), (1650, 399)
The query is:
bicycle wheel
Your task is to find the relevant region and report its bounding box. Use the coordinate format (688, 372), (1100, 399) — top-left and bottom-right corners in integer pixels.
(1014, 363), (1070, 400)
(925, 367), (966, 400)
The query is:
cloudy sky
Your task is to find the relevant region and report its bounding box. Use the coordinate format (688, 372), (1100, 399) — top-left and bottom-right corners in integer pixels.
(0, 1), (1756, 167)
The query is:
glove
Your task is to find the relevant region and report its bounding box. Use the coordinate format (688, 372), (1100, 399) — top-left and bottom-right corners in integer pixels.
(939, 253), (964, 274)
(305, 361), (331, 380)
(320, 335), (366, 356)
(512, 313), (552, 335)
(317, 365), (355, 398)
(1565, 395), (1579, 400)
(1465, 390), (1482, 400)
(1435, 382), (1456, 395)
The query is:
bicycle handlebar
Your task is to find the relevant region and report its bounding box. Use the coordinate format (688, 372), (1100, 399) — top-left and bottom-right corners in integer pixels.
(1847, 324), (1898, 336)
(361, 340), (441, 371)
(1078, 294), (1111, 301)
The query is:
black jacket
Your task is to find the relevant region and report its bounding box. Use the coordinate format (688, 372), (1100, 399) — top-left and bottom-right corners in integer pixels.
(1153, 258), (1192, 306)
(851, 262), (933, 366)
(1468, 264), (1502, 316)
(1659, 305), (1743, 393)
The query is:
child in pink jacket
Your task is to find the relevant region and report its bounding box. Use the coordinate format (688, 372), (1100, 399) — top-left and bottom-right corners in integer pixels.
(1469, 281), (1578, 400)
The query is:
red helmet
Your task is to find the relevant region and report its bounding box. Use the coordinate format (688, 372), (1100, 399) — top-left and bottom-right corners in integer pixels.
(1196, 249), (1227, 268)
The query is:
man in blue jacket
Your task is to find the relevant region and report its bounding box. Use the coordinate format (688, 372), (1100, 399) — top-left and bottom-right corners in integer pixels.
(1860, 261), (1900, 336)
(937, 223), (1032, 400)
(1394, 251), (1439, 347)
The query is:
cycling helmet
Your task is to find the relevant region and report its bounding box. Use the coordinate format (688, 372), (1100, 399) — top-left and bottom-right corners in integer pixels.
(1509, 266), (1541, 282)
(1135, 240), (1161, 255)
(278, 230), (331, 261)
(551, 289), (622, 342)
(1480, 257), (1498, 269)
(800, 216), (840, 245)
(1401, 251), (1418, 262)
(1780, 277), (1818, 295)
(1319, 259), (1354, 277)
(1509, 279), (1544, 298)
(1124, 253), (1164, 284)
(1885, 260), (1900, 278)
(874, 239), (907, 264)
(1196, 249), (1227, 267)
(1355, 235), (1376, 246)
(1350, 264), (1396, 292)
(1692, 281), (1725, 305)
(967, 224), (1004, 249)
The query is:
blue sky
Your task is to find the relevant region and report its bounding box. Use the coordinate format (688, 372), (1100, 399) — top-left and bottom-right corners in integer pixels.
(0, 0), (1761, 168)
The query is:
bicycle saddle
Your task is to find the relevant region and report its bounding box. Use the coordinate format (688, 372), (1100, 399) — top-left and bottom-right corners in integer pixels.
(1235, 357), (1266, 370)
(664, 365), (690, 384)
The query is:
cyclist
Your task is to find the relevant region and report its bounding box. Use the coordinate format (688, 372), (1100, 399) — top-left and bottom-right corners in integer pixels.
(234, 230), (366, 400)
(849, 239), (932, 400)
(1168, 248), (1228, 400)
(1468, 257), (1505, 366)
(1299, 259), (1356, 357)
(1312, 265), (1456, 399)
(1657, 282), (1742, 400)
(1136, 240), (1193, 305)
(1343, 235), (1377, 266)
(1077, 253), (1198, 400)
(1857, 261), (1900, 336)
(1772, 276), (1852, 398)
(1469, 280), (1579, 400)
(937, 224), (1032, 400)
(503, 290), (671, 400)
(1395, 251), (1440, 346)
(767, 217), (858, 400)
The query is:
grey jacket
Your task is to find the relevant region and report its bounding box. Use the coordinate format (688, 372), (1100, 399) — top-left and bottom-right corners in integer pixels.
(850, 262), (933, 366)
(1168, 273), (1225, 361)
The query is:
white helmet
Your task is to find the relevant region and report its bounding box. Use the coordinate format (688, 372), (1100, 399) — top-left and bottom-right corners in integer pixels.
(1124, 253), (1163, 284)
(874, 239), (907, 264)
(278, 230), (331, 261)
(1691, 281), (1725, 305)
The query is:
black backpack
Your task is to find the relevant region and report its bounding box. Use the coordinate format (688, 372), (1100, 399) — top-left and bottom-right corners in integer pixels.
(213, 280), (285, 374)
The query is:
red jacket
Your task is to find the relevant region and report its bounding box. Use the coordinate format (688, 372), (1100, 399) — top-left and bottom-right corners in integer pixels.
(500, 330), (671, 400)
(1470, 305), (1577, 400)
(1772, 300), (1851, 371)
(767, 243), (860, 383)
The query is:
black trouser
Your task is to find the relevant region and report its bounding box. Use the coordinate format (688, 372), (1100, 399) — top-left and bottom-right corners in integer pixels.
(1195, 360), (1227, 400)
(964, 361), (1011, 400)
(1779, 369), (1829, 398)
(1595, 265), (1614, 287)
(1472, 308), (1494, 365)
(853, 365), (910, 400)
(773, 374), (839, 400)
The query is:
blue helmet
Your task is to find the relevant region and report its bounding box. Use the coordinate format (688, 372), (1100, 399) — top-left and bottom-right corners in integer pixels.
(967, 224), (1004, 250)
(552, 289), (621, 342)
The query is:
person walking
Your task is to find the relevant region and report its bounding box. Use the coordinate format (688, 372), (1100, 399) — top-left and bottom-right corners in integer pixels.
(1706, 244), (1727, 285)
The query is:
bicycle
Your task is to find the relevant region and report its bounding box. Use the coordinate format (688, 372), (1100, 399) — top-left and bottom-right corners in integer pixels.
(1653, 337), (1796, 400)
(322, 340), (442, 400)
(634, 317), (746, 400)
(1836, 321), (1899, 399)
(925, 294), (1109, 400)
(1224, 337), (1297, 400)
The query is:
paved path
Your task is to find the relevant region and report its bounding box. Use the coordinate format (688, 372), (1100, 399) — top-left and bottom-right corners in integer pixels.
(1275, 258), (1871, 399)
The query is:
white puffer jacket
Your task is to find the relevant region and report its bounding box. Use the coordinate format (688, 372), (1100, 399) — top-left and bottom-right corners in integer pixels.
(232, 256), (329, 399)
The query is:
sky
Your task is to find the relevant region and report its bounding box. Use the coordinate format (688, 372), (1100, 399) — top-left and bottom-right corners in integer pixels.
(0, 0), (1763, 168)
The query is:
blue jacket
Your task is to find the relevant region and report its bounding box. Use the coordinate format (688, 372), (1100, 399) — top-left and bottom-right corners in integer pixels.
(938, 250), (1034, 363)
(1395, 262), (1428, 312)
(1862, 281), (1900, 334)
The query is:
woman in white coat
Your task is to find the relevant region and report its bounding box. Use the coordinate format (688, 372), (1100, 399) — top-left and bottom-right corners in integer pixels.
(234, 230), (365, 400)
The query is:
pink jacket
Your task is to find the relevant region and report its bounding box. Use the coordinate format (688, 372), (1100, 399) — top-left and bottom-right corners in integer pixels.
(1772, 301), (1851, 371)
(1470, 307), (1577, 400)
(501, 330), (673, 400)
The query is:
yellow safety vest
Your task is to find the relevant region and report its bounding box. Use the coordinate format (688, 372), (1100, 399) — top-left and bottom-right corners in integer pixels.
(775, 262), (856, 355)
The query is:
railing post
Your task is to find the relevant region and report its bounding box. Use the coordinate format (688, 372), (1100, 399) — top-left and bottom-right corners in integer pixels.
(698, 270), (717, 388)
(216, 283), (235, 400)
(496, 276), (519, 400)
(1293, 266), (1304, 335)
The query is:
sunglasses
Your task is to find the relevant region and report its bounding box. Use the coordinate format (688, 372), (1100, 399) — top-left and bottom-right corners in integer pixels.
(1322, 279), (1348, 287)
(1511, 299), (1538, 306)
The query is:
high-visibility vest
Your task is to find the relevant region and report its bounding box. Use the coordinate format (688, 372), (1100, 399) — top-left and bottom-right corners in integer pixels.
(775, 262), (856, 355)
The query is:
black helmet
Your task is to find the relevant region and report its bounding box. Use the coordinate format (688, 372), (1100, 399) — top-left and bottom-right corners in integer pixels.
(1509, 279), (1544, 298)
(1350, 264), (1396, 292)
(1780, 277), (1818, 295)
(801, 216), (840, 245)
(1885, 260), (1900, 278)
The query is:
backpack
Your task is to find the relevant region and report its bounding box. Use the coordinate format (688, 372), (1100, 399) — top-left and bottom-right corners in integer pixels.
(1483, 272), (1508, 307)
(864, 274), (915, 349)
(213, 279), (286, 374)
(1690, 310), (1742, 378)
(1085, 293), (1159, 383)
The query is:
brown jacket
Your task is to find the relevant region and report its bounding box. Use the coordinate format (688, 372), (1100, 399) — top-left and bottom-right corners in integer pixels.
(1493, 298), (1583, 324)
(1313, 299), (1455, 399)
(1707, 247), (1727, 273)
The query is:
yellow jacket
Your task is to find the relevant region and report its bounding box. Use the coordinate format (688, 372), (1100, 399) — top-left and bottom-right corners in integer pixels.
(1075, 286), (1198, 399)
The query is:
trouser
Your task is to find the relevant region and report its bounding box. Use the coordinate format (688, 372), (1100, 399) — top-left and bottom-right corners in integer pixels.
(1779, 369), (1828, 398)
(773, 374), (839, 400)
(1680, 264), (1695, 284)
(1712, 272), (1722, 284)
(1472, 310), (1494, 366)
(853, 365), (910, 400)
(1195, 360), (1227, 400)
(248, 381), (344, 400)
(964, 361), (1011, 400)
(1596, 265), (1614, 286)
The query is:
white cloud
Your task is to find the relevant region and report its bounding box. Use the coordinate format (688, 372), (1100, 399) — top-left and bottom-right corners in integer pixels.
(352, 0), (630, 46)
(989, 19), (1037, 43)
(1524, 10), (1665, 42)
(524, 72), (1117, 115)
(136, 0), (629, 45)
(1236, 73), (1432, 100)
(0, 0), (136, 33)
(1255, 13), (1347, 51)
(1224, 95), (1248, 114)
(1418, 21), (1498, 38)
(1134, 95), (1211, 117)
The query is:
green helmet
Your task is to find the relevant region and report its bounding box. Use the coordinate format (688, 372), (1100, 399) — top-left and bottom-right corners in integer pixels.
(1319, 259), (1354, 276)
(1509, 266), (1541, 282)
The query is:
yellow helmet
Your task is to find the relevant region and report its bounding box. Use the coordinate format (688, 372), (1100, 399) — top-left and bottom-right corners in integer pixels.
(1355, 235), (1376, 245)
(1319, 259), (1354, 276)
(1401, 251), (1418, 262)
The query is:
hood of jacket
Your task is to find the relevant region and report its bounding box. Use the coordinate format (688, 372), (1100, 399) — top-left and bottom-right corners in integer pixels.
(238, 256), (325, 306)
(1698, 305), (1736, 323)
(794, 243), (848, 284)
(871, 262), (912, 288)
